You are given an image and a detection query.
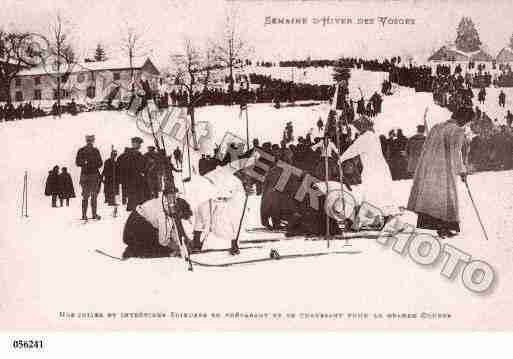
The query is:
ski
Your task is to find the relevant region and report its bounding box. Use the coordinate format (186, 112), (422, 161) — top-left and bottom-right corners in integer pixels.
(189, 249), (362, 268)
(191, 245), (264, 255)
(95, 249), (126, 261)
(95, 245), (264, 261)
(239, 232), (391, 244)
(245, 227), (286, 234)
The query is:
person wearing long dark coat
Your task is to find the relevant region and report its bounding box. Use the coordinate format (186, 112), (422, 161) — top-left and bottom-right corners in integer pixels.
(144, 146), (162, 199)
(101, 150), (120, 206)
(173, 147), (183, 170)
(116, 147), (131, 205)
(356, 97), (365, 115)
(478, 87), (486, 104)
(75, 135), (103, 220)
(395, 129), (409, 179)
(387, 130), (400, 180)
(57, 167), (75, 207)
(126, 137), (150, 211)
(498, 90), (506, 107)
(407, 108), (471, 238)
(45, 166), (60, 208)
(406, 125), (426, 178)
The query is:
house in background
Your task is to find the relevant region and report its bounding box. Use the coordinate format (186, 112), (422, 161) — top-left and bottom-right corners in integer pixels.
(427, 45), (493, 72)
(496, 47), (513, 65)
(10, 57), (160, 104)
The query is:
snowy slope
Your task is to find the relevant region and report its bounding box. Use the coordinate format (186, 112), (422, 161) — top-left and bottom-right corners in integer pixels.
(1, 79), (513, 330)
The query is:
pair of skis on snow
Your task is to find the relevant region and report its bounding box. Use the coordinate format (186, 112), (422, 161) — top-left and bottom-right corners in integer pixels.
(94, 226), (371, 267)
(94, 243), (361, 268)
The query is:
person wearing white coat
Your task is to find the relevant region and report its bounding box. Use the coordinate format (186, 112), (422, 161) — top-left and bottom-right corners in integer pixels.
(185, 162), (248, 255)
(338, 126), (397, 215)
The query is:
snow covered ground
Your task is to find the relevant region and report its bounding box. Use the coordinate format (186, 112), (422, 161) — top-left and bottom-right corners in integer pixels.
(1, 73), (513, 330)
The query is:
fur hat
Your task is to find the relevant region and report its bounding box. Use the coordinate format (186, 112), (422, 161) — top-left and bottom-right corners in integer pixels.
(131, 137), (143, 144)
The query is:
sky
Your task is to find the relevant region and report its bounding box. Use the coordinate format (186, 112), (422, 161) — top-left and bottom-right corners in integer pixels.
(2, 0), (513, 68)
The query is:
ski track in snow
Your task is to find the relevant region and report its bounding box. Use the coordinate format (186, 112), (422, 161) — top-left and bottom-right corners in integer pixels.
(1, 72), (513, 329)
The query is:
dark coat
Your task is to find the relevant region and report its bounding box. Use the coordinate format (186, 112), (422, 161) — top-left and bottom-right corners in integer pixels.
(173, 148), (183, 163)
(101, 158), (120, 196)
(75, 145), (103, 176)
(116, 150), (131, 185)
(260, 165), (322, 235)
(357, 98), (365, 114)
(144, 150), (163, 193)
(389, 136), (408, 180)
(126, 150), (150, 210)
(45, 170), (60, 196)
(58, 172), (76, 199)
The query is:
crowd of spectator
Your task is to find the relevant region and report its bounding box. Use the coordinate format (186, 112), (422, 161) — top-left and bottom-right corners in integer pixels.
(0, 99), (79, 121)
(467, 109), (513, 172)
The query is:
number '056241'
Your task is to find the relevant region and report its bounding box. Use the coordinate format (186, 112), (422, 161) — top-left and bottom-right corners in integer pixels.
(12, 339), (44, 350)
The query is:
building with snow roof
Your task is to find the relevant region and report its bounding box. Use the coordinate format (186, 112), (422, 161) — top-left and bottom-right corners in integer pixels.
(496, 47), (513, 64)
(10, 57), (160, 104)
(427, 45), (493, 72)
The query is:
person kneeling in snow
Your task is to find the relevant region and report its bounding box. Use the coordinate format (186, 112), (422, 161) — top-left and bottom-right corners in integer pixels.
(186, 164), (248, 256)
(122, 189), (192, 259)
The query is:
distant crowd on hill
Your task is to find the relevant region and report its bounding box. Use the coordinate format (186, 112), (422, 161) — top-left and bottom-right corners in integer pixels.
(0, 99), (79, 121)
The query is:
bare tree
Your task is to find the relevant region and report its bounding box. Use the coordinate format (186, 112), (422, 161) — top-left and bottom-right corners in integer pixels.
(213, 6), (251, 103)
(120, 20), (151, 93)
(0, 31), (34, 103)
(48, 12), (76, 117)
(172, 37), (216, 150)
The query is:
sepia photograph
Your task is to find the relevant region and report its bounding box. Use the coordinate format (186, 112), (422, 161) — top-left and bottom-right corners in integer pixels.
(1, 0), (513, 344)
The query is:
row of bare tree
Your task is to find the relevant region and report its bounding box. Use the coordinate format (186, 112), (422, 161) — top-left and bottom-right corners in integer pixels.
(1, 9), (251, 149)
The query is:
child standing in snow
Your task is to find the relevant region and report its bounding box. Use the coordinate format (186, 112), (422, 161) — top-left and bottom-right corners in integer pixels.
(58, 167), (76, 207)
(44, 166), (60, 208)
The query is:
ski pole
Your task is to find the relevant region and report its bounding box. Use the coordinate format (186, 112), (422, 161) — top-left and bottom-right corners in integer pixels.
(324, 137), (330, 248)
(25, 171), (28, 217)
(334, 116), (346, 243)
(464, 179), (489, 241)
(235, 193), (249, 248)
(21, 172), (25, 218)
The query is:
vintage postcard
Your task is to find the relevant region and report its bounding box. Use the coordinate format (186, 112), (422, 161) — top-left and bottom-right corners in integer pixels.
(1, 0), (512, 332)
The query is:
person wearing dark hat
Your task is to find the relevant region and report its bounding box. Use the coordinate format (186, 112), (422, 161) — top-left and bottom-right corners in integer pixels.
(407, 107), (472, 238)
(405, 125), (426, 178)
(144, 145), (162, 199)
(173, 146), (183, 170)
(75, 135), (103, 220)
(57, 167), (76, 207)
(44, 165), (60, 208)
(126, 136), (150, 211)
(116, 147), (131, 205)
(101, 149), (119, 206)
(498, 90), (506, 108)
